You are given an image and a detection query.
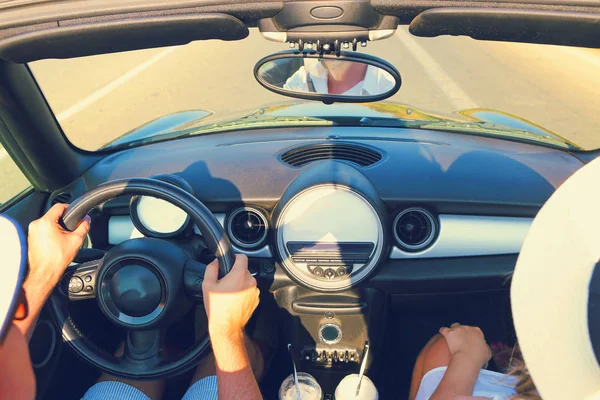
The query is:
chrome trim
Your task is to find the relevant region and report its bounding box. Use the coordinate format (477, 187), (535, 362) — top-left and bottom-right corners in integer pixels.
(318, 323), (342, 345)
(390, 215), (532, 259)
(205, 213), (272, 257)
(226, 207), (269, 250)
(99, 260), (166, 326)
(109, 214), (272, 258)
(393, 207), (437, 251)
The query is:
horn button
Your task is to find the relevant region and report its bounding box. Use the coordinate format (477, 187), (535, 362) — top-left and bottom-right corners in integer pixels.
(97, 238), (189, 328)
(100, 259), (167, 325)
(108, 264), (162, 317)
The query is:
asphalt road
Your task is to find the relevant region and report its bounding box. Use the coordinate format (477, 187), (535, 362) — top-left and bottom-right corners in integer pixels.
(2, 27), (599, 203)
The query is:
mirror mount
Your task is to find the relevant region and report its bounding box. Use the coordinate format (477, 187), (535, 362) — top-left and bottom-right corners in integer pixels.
(258, 1), (399, 52)
(254, 50), (401, 105)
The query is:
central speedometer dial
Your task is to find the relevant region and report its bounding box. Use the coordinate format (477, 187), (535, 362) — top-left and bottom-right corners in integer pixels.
(276, 184), (384, 291)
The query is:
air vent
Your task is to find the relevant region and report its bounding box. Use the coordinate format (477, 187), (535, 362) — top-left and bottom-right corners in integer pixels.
(393, 208), (437, 252)
(51, 192), (72, 205)
(227, 207), (269, 249)
(281, 143), (382, 167)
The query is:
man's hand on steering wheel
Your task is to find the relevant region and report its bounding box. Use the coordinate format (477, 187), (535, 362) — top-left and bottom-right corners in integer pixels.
(202, 254), (260, 338)
(201, 254), (263, 400)
(28, 203), (91, 286)
(18, 204), (91, 339)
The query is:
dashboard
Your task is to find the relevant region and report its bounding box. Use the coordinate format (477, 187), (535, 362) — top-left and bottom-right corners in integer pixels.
(58, 126), (584, 293)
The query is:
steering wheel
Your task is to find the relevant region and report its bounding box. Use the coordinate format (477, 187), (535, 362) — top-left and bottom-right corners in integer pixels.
(48, 178), (236, 380)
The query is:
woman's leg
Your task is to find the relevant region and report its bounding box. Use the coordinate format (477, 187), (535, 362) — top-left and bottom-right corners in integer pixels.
(408, 333), (452, 400)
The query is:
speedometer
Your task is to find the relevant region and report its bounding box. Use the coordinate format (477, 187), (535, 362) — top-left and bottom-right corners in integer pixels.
(132, 196), (189, 236)
(129, 174), (193, 238)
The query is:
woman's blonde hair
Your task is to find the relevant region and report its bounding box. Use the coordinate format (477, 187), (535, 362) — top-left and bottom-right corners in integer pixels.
(507, 346), (541, 400)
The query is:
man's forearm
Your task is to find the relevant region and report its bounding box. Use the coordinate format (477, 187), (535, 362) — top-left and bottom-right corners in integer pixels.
(13, 272), (58, 340)
(429, 355), (481, 400)
(211, 329), (262, 400)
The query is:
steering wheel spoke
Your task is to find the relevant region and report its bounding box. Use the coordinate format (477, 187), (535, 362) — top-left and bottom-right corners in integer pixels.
(60, 258), (102, 301)
(183, 258), (208, 301)
(123, 329), (164, 367)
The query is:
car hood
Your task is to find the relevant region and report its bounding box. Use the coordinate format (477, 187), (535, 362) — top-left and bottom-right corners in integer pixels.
(257, 102), (569, 142)
(104, 102), (577, 150)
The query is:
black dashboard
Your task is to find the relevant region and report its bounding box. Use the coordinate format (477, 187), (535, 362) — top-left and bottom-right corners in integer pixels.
(58, 126), (583, 294)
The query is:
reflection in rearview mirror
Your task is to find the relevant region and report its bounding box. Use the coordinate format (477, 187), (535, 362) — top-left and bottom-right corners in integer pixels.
(256, 54), (400, 102)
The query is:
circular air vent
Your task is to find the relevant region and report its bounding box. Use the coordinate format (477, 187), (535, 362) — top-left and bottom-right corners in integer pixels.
(227, 207), (269, 249)
(393, 208), (437, 251)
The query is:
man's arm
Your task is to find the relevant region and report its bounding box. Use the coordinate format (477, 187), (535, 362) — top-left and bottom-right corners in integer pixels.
(211, 329), (261, 399)
(14, 204), (90, 339)
(202, 255), (262, 400)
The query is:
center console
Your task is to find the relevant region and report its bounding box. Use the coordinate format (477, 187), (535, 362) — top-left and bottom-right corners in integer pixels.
(274, 286), (386, 394)
(268, 161), (389, 395)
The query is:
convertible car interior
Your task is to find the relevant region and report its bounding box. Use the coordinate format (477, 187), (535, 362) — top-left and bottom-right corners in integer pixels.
(0, 0), (599, 399)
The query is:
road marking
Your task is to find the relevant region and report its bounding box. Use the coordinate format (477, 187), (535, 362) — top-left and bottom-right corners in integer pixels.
(558, 46), (600, 69)
(395, 27), (478, 110)
(56, 47), (178, 122)
(0, 47), (178, 161)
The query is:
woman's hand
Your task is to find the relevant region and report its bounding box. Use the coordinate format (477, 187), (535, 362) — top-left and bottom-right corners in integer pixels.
(439, 323), (492, 368)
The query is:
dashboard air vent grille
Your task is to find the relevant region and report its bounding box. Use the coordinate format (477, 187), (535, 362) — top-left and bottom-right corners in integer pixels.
(281, 143), (382, 167)
(393, 208), (437, 252)
(227, 207), (269, 249)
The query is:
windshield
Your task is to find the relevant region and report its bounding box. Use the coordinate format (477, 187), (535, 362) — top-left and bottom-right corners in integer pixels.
(29, 28), (600, 151)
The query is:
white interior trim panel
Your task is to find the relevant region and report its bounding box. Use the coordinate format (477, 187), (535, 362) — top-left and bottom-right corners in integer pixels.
(108, 214), (272, 258)
(390, 215), (533, 259)
(108, 216), (144, 244)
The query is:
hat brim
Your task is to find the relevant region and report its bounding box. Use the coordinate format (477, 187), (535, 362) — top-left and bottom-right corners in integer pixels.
(511, 156), (600, 400)
(0, 215), (27, 342)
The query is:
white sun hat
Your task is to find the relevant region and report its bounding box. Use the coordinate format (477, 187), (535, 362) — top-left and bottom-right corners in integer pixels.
(511, 156), (600, 400)
(0, 214), (27, 343)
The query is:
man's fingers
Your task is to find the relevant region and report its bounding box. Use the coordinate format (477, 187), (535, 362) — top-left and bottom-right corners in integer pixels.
(450, 322), (461, 328)
(247, 274), (258, 288)
(44, 203), (69, 222)
(231, 254), (249, 273)
(72, 215), (91, 239)
(203, 259), (220, 284)
(439, 327), (450, 336)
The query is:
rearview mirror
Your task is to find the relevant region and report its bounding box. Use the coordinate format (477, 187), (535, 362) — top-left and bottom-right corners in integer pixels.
(254, 51), (401, 104)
